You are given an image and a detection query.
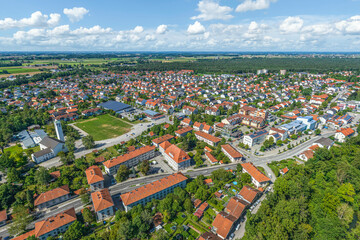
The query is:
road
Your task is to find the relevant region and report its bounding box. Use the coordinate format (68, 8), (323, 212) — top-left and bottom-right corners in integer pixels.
(39, 116), (172, 169)
(0, 129), (335, 239)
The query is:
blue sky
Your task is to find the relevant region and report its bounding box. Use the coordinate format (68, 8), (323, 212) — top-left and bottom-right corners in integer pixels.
(1, 0), (360, 51)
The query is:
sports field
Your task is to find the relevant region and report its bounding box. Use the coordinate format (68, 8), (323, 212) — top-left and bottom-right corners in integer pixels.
(74, 114), (132, 141)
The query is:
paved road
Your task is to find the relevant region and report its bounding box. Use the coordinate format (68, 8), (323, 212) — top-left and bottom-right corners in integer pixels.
(39, 116), (172, 169)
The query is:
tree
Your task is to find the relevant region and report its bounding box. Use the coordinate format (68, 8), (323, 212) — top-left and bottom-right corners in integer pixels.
(82, 208), (95, 225)
(63, 221), (85, 240)
(6, 167), (21, 183)
(315, 129), (321, 135)
(195, 187), (209, 201)
(155, 229), (169, 240)
(138, 160), (150, 175)
(34, 166), (50, 185)
(8, 205), (33, 236)
(82, 135), (95, 150)
(80, 190), (91, 205)
(184, 198), (193, 213)
(276, 140), (283, 146)
(116, 165), (130, 182)
(236, 163), (243, 173)
(65, 136), (76, 152)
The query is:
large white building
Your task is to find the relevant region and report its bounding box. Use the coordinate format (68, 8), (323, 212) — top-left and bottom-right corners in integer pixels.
(159, 141), (191, 171)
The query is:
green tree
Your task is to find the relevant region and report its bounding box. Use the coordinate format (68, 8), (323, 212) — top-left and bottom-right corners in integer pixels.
(184, 198), (193, 213)
(195, 187), (209, 201)
(34, 166), (50, 185)
(82, 208), (95, 225)
(8, 205), (33, 236)
(116, 165), (130, 182)
(63, 221), (85, 240)
(65, 136), (76, 152)
(82, 135), (95, 150)
(138, 160), (150, 175)
(315, 129), (321, 135)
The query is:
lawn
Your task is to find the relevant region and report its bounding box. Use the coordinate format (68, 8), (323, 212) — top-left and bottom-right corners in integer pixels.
(268, 158), (297, 177)
(0, 67), (41, 74)
(74, 114), (132, 141)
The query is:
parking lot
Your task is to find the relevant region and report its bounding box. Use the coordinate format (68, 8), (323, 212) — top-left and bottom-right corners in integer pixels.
(149, 155), (175, 174)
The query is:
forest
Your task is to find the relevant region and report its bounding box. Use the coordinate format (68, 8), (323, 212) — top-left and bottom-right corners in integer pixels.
(242, 135), (360, 240)
(109, 57), (360, 74)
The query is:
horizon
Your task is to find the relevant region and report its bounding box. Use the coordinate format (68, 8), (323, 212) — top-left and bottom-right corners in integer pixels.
(1, 0), (360, 51)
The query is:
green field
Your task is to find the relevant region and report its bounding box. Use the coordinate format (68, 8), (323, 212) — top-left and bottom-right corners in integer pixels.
(0, 67), (40, 74)
(24, 58), (123, 66)
(75, 114), (132, 141)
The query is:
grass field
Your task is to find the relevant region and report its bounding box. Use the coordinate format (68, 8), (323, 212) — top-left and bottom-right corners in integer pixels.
(75, 114), (132, 141)
(0, 67), (41, 74)
(24, 58), (123, 66)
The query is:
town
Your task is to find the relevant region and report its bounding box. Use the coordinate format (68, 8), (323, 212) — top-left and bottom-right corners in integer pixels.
(0, 59), (359, 240)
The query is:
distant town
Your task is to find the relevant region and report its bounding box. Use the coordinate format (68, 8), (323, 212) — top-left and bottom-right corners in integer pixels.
(0, 53), (359, 240)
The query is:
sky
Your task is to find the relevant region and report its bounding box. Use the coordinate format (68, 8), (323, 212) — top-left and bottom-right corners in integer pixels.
(1, 0), (360, 51)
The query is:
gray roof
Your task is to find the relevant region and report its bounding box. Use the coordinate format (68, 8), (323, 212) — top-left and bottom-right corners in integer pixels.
(315, 137), (334, 148)
(40, 136), (64, 149)
(33, 147), (52, 157)
(98, 101), (132, 112)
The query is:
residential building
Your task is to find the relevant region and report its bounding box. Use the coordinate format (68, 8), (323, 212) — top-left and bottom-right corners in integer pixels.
(151, 134), (174, 147)
(205, 151), (219, 165)
(120, 172), (188, 212)
(91, 188), (115, 221)
(212, 211), (237, 239)
(243, 130), (268, 147)
(195, 131), (221, 147)
(103, 145), (156, 175)
(225, 197), (249, 219)
(181, 118), (193, 126)
(175, 126), (193, 137)
(238, 185), (262, 204)
(335, 128), (355, 143)
(85, 166), (105, 191)
(214, 123), (241, 138)
(159, 141), (191, 171)
(34, 185), (70, 210)
(193, 122), (204, 131)
(241, 163), (271, 188)
(198, 232), (222, 240)
(221, 144), (243, 162)
(19, 208), (76, 240)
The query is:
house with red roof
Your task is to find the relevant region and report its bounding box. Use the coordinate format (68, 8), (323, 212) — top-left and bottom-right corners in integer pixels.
(335, 128), (355, 143)
(34, 185), (71, 210)
(159, 141), (191, 171)
(238, 185), (262, 204)
(120, 173), (187, 212)
(221, 144), (243, 162)
(85, 166), (105, 191)
(241, 163), (271, 188)
(91, 188), (114, 221)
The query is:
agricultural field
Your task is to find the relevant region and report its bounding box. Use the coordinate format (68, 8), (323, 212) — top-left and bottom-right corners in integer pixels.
(74, 114), (132, 141)
(0, 67), (41, 74)
(24, 58), (124, 66)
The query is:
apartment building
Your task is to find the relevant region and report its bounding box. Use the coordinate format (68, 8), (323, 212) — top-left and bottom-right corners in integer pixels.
(103, 145), (156, 175)
(91, 188), (115, 221)
(120, 172), (188, 212)
(243, 129), (268, 147)
(34, 185), (71, 210)
(195, 131), (221, 147)
(241, 163), (271, 188)
(85, 165), (105, 191)
(159, 141), (191, 171)
(221, 144), (243, 162)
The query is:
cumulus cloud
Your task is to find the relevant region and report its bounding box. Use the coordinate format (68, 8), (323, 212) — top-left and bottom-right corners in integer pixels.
(280, 16), (303, 33)
(131, 26), (144, 33)
(236, 0), (276, 12)
(63, 7), (89, 22)
(336, 16), (360, 34)
(192, 0), (233, 21)
(0, 11), (60, 29)
(156, 24), (168, 34)
(187, 21), (206, 34)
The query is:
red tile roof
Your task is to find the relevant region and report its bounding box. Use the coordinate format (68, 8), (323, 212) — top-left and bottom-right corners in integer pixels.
(212, 211), (237, 239)
(12, 230), (36, 240)
(120, 172), (188, 206)
(103, 145), (156, 168)
(239, 185), (261, 204)
(195, 131), (221, 143)
(225, 197), (249, 219)
(152, 134), (174, 145)
(91, 188), (114, 212)
(163, 144), (190, 164)
(35, 208), (76, 237)
(241, 163), (270, 184)
(0, 209), (6, 222)
(221, 144), (243, 159)
(34, 185), (70, 206)
(85, 166), (104, 185)
(175, 126), (193, 135)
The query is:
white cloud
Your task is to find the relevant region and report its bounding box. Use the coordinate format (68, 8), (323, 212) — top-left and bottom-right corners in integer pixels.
(0, 11), (60, 29)
(187, 21), (206, 34)
(156, 24), (168, 34)
(236, 0), (276, 12)
(131, 26), (144, 33)
(336, 16), (360, 34)
(192, 0), (233, 21)
(145, 34), (156, 41)
(280, 16), (303, 33)
(63, 7), (89, 22)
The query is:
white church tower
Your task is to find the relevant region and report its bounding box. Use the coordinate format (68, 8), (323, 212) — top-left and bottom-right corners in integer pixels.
(54, 120), (65, 142)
